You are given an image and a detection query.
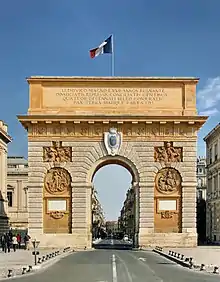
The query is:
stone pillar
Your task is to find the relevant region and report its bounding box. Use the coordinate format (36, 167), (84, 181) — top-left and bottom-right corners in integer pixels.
(133, 182), (139, 247)
(181, 182), (197, 246)
(0, 146), (9, 232)
(17, 180), (22, 210)
(72, 183), (90, 248)
(138, 182), (154, 247)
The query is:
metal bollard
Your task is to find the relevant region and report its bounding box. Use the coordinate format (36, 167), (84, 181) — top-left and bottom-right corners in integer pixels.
(27, 265), (32, 272)
(213, 266), (219, 274)
(22, 267), (26, 275)
(174, 252), (177, 257)
(7, 270), (13, 278)
(42, 256), (45, 262)
(189, 257), (193, 269)
(38, 257), (42, 264)
(169, 250), (171, 255)
(46, 254), (49, 260)
(177, 253), (181, 259)
(200, 264), (205, 271)
(181, 254), (184, 260)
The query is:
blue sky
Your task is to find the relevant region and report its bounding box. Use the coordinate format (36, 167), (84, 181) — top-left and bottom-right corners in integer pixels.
(1, 0), (220, 220)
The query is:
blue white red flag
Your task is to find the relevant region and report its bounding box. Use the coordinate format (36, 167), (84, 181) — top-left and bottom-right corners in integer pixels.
(89, 35), (113, 58)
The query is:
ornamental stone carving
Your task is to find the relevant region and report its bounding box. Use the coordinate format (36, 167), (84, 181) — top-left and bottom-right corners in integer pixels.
(44, 168), (71, 195)
(43, 141), (72, 162)
(155, 168), (181, 194)
(154, 141), (182, 163)
(161, 211), (173, 219)
(50, 211), (65, 219)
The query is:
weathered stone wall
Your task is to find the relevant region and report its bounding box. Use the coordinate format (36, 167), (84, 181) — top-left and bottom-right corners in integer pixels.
(28, 139), (197, 248)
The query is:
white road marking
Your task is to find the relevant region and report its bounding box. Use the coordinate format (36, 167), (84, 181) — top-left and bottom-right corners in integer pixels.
(138, 257), (146, 262)
(127, 252), (163, 282)
(112, 254), (117, 282)
(115, 253), (133, 282)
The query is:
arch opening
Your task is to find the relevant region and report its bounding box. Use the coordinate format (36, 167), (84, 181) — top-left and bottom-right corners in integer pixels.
(90, 157), (140, 248)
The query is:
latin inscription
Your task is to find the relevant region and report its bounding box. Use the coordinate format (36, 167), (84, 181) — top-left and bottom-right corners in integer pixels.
(53, 87), (167, 105)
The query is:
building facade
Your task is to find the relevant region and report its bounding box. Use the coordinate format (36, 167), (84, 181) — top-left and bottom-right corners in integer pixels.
(0, 120), (12, 233)
(118, 186), (135, 238)
(196, 156), (207, 243)
(197, 157), (207, 200)
(18, 76), (207, 248)
(105, 221), (118, 234)
(204, 123), (220, 241)
(7, 156), (28, 229)
(91, 186), (105, 238)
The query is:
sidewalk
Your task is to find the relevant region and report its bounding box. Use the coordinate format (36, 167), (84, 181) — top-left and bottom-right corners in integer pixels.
(163, 246), (220, 267)
(0, 248), (61, 278)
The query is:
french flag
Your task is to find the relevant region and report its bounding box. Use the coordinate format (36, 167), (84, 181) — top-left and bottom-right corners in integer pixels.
(89, 35), (113, 59)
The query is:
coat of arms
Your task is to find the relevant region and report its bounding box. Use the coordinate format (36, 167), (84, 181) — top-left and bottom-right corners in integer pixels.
(104, 128), (122, 156)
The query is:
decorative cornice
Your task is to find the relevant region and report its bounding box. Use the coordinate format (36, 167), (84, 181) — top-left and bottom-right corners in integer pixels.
(26, 76), (200, 84)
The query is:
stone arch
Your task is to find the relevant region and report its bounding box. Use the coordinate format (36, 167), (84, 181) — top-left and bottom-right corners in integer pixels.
(43, 167), (72, 234)
(87, 154), (140, 247)
(86, 155), (140, 184)
(154, 167), (182, 233)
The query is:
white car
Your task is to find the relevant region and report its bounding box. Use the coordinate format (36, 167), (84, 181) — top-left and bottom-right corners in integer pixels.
(123, 235), (129, 241)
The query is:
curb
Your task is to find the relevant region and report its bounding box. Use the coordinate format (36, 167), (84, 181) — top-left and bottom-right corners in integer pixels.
(152, 246), (220, 275)
(153, 247), (191, 268)
(1, 246), (74, 280)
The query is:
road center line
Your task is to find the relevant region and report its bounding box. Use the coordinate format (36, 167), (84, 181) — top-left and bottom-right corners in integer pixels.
(112, 254), (117, 282)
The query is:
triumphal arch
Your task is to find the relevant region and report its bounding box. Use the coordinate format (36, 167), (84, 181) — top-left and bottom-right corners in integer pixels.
(18, 76), (207, 249)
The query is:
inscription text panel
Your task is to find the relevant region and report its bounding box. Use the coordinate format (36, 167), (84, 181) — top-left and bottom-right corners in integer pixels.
(42, 87), (183, 109)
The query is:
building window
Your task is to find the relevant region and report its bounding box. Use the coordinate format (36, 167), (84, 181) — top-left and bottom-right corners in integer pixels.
(198, 190), (203, 199)
(7, 192), (13, 207)
(209, 148), (212, 164)
(8, 165), (17, 168)
(214, 143), (218, 161)
(214, 175), (218, 191)
(199, 168), (203, 173)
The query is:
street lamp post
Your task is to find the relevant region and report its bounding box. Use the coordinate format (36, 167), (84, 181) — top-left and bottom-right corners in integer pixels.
(32, 239), (40, 265)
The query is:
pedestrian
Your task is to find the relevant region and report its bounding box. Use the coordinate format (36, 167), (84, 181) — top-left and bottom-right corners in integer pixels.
(12, 235), (18, 252)
(24, 233), (30, 250)
(16, 233), (21, 249)
(5, 233), (11, 253)
(1, 234), (6, 252)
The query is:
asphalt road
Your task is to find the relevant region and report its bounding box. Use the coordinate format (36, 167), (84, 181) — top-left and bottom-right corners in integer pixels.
(15, 248), (220, 282)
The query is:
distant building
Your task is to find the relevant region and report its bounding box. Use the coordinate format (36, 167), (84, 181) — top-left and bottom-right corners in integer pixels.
(118, 186), (135, 238)
(204, 123), (220, 241)
(196, 156), (207, 243)
(91, 186), (105, 238)
(197, 156), (207, 200)
(7, 156), (28, 230)
(105, 221), (118, 234)
(0, 120), (12, 233)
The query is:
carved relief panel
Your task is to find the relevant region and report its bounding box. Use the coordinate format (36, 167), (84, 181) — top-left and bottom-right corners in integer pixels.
(43, 141), (72, 163)
(43, 167), (72, 234)
(154, 141), (182, 163)
(154, 168), (182, 233)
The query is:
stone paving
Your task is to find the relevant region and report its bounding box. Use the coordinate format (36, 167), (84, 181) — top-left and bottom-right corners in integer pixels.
(0, 248), (58, 278)
(163, 246), (220, 267)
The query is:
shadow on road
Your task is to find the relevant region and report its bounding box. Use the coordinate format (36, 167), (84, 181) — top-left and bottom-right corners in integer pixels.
(92, 243), (133, 250)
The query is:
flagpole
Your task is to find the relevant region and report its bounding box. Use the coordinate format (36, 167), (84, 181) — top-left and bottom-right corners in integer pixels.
(111, 34), (115, 76)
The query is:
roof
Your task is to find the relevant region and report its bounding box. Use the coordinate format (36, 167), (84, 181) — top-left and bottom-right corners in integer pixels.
(203, 123), (220, 142)
(26, 76), (200, 83)
(0, 127), (12, 144)
(7, 156), (28, 165)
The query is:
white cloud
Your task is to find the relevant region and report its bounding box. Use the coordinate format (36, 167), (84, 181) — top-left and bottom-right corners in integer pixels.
(199, 108), (219, 116)
(197, 77), (220, 116)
